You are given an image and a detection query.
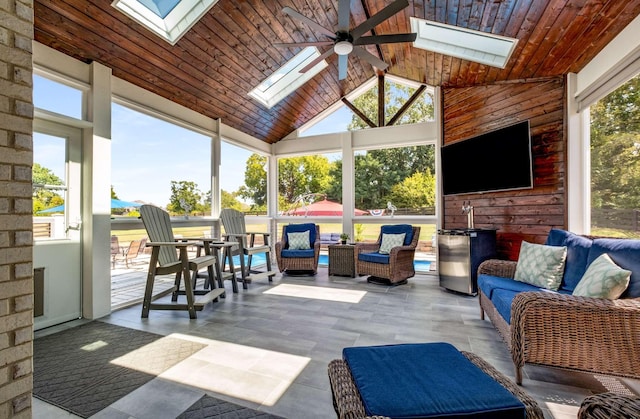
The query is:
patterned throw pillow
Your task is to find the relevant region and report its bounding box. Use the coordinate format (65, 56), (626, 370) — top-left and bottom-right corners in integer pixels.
(379, 233), (406, 255)
(287, 231), (310, 250)
(514, 241), (567, 290)
(572, 253), (631, 299)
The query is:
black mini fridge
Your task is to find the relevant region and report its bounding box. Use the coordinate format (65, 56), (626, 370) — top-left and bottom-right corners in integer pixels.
(438, 229), (497, 296)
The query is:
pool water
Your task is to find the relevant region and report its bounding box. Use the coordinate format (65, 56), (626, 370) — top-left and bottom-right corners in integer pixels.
(231, 253), (432, 272)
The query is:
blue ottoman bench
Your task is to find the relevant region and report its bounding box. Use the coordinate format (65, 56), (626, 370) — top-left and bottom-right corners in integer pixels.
(328, 342), (543, 419)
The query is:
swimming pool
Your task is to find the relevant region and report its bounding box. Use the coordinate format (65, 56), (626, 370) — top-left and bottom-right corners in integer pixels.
(230, 253), (432, 272)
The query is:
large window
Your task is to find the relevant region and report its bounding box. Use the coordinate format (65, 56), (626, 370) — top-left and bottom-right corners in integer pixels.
(590, 73), (640, 238)
(277, 153), (341, 215)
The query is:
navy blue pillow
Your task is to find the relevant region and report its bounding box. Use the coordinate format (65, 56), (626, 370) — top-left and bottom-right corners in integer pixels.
(284, 223), (317, 245)
(343, 342), (525, 419)
(380, 224), (413, 245)
(588, 238), (640, 298)
(545, 229), (592, 292)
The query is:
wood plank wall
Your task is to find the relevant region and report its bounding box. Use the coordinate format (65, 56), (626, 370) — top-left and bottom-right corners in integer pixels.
(442, 76), (566, 260)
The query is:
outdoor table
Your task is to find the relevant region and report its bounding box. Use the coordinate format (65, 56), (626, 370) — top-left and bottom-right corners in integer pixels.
(196, 241), (240, 293)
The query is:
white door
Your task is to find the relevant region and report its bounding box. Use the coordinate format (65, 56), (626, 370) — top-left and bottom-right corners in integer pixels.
(33, 119), (83, 330)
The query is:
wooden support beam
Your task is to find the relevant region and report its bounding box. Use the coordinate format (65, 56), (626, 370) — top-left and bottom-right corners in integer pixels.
(378, 74), (385, 127)
(386, 85), (427, 126)
(341, 97), (377, 128)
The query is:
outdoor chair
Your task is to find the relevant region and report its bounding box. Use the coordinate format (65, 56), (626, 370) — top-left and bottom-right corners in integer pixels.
(275, 223), (321, 274)
(220, 208), (276, 289)
(139, 204), (225, 318)
(110, 235), (121, 268)
(355, 225), (421, 285)
(113, 238), (143, 268)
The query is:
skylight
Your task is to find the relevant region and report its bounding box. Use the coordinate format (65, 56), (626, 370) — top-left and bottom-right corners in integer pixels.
(249, 47), (328, 109)
(112, 0), (219, 45)
(410, 17), (518, 68)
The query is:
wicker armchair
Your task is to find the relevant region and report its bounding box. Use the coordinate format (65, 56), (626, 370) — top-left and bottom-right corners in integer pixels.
(355, 225), (420, 284)
(578, 393), (640, 418)
(478, 259), (640, 384)
(275, 223), (321, 274)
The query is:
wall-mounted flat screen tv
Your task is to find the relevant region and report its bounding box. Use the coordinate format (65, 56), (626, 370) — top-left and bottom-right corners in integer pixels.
(441, 120), (533, 195)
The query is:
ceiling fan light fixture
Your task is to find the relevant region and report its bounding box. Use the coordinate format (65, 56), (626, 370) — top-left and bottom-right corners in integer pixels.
(334, 41), (353, 55)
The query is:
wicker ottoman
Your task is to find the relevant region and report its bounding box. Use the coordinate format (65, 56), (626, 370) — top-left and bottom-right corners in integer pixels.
(328, 244), (356, 277)
(328, 344), (543, 419)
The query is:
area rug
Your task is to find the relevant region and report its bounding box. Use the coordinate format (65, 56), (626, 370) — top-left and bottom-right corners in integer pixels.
(33, 321), (206, 418)
(177, 395), (285, 419)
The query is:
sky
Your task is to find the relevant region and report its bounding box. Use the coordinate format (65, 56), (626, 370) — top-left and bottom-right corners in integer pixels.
(33, 75), (353, 207)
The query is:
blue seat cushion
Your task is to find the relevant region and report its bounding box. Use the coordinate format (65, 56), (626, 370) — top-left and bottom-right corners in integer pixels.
(491, 289), (520, 324)
(284, 223), (317, 246)
(281, 249), (315, 258)
(588, 238), (640, 298)
(343, 342), (525, 419)
(380, 224), (413, 245)
(545, 229), (593, 292)
(478, 274), (542, 300)
(358, 252), (389, 264)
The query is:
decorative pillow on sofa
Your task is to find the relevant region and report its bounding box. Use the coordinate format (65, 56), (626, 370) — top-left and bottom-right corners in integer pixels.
(379, 233), (406, 254)
(514, 241), (567, 290)
(288, 231), (310, 250)
(572, 253), (631, 299)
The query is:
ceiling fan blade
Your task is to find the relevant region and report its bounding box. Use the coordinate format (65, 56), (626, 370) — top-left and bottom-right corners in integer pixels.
(338, 54), (348, 80)
(350, 0), (409, 40)
(273, 41), (334, 48)
(282, 7), (336, 39)
(352, 46), (389, 71)
(354, 33), (417, 45)
(300, 48), (335, 73)
(337, 0), (350, 32)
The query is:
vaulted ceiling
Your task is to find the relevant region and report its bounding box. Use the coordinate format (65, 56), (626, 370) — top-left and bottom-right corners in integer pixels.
(34, 0), (640, 143)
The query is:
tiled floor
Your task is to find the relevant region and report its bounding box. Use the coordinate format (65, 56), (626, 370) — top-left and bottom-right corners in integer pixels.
(34, 268), (639, 418)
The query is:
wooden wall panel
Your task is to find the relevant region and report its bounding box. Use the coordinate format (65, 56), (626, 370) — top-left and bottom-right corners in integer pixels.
(442, 76), (566, 260)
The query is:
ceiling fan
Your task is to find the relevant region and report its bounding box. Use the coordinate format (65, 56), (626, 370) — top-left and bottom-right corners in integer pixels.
(274, 0), (417, 80)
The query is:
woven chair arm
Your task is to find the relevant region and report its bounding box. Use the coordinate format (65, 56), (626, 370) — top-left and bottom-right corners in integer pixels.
(510, 291), (640, 376)
(355, 243), (380, 254)
(478, 259), (517, 278)
(578, 392), (640, 419)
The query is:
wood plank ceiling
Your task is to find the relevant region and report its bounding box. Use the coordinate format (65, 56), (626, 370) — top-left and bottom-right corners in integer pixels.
(34, 0), (640, 143)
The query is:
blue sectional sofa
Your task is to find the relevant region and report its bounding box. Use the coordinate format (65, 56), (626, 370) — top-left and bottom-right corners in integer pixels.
(477, 229), (640, 384)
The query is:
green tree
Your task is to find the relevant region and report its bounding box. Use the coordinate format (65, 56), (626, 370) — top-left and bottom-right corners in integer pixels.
(238, 153), (267, 207)
(591, 75), (640, 210)
(387, 171), (436, 209)
(167, 180), (202, 215)
(33, 163), (64, 214)
(347, 80), (434, 130)
(111, 186), (119, 199)
(278, 155), (332, 206)
(221, 189), (243, 210)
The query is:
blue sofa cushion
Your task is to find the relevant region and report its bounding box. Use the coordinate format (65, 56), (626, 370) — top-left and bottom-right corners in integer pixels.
(284, 223), (316, 246)
(478, 274), (543, 300)
(491, 289), (520, 324)
(545, 229), (593, 292)
(343, 342), (525, 419)
(281, 249), (315, 258)
(380, 224), (413, 245)
(587, 238), (640, 298)
(358, 252), (389, 264)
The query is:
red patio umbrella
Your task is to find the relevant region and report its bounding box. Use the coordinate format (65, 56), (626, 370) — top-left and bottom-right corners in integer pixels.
(287, 199), (367, 216)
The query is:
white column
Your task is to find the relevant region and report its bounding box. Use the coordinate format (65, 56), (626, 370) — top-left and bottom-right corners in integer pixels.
(82, 61), (113, 319)
(341, 132), (354, 237)
(566, 73), (591, 234)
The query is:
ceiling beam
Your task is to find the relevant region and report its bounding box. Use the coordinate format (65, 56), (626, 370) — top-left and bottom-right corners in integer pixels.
(386, 84), (427, 126)
(378, 74), (385, 127)
(341, 97), (376, 128)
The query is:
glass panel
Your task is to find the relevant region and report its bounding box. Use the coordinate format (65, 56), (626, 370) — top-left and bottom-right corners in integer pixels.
(111, 102), (211, 215)
(277, 152), (342, 215)
(222, 143), (267, 214)
(354, 145), (436, 217)
(590, 73), (640, 238)
(33, 133), (67, 240)
(33, 75), (83, 119)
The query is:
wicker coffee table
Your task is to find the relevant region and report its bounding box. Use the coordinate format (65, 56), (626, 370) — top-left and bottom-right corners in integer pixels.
(328, 244), (356, 277)
(328, 349), (543, 419)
